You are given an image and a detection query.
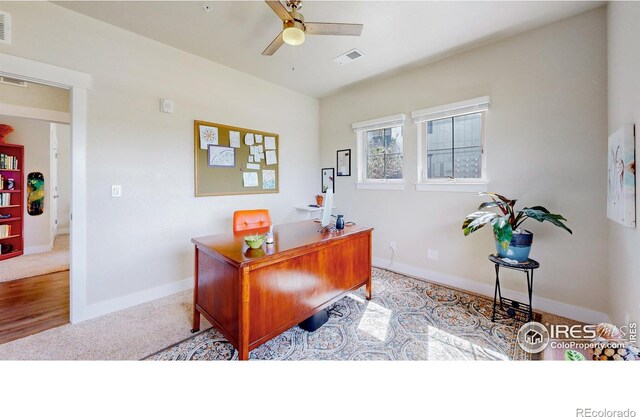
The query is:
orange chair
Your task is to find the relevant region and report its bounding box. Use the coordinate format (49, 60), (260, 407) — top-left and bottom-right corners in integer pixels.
(233, 209), (272, 233)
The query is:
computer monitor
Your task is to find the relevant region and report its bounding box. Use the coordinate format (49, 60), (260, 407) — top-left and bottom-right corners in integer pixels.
(320, 188), (333, 228)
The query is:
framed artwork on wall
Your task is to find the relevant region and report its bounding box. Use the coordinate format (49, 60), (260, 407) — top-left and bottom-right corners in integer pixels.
(321, 168), (335, 193)
(607, 124), (636, 228)
(337, 149), (351, 176)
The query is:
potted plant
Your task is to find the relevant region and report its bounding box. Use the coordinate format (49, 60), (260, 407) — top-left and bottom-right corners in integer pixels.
(462, 192), (572, 262)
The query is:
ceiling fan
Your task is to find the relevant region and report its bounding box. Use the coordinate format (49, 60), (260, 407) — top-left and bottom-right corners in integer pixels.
(262, 0), (363, 56)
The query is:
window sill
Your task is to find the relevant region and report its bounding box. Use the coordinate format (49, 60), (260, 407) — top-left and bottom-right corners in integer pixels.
(415, 182), (488, 193)
(355, 182), (405, 191)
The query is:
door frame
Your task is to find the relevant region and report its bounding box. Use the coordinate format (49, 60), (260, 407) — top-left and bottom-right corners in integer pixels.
(50, 123), (58, 241)
(0, 52), (92, 323)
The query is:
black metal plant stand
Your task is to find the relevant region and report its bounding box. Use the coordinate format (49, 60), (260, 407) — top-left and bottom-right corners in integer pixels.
(488, 255), (539, 322)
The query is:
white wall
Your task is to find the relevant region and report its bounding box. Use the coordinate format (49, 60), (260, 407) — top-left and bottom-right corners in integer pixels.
(320, 8), (608, 322)
(0, 114), (51, 251)
(0, 2), (319, 309)
(607, 2), (640, 327)
(53, 123), (70, 233)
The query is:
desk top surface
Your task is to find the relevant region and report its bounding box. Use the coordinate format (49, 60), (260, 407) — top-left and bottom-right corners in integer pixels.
(192, 220), (373, 266)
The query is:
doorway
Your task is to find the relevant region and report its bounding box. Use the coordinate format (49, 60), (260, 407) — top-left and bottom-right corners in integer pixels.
(0, 82), (72, 343)
(0, 51), (91, 333)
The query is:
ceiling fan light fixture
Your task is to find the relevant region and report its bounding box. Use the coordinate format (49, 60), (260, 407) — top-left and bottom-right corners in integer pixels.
(283, 21), (305, 46)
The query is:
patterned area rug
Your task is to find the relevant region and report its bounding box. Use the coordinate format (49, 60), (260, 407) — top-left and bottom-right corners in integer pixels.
(145, 268), (532, 361)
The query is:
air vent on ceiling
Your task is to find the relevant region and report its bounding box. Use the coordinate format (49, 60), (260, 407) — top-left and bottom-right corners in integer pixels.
(0, 11), (11, 45)
(333, 48), (364, 65)
(0, 76), (27, 88)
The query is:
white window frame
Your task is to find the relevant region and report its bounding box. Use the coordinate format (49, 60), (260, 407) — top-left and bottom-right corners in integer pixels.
(412, 96), (490, 192)
(352, 113), (406, 190)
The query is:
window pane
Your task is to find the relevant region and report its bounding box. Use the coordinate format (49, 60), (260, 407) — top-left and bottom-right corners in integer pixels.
(367, 129), (385, 153)
(365, 126), (403, 180)
(426, 112), (483, 180)
(453, 113), (482, 178)
(384, 153), (403, 179)
(427, 118), (453, 178)
(367, 154), (385, 179)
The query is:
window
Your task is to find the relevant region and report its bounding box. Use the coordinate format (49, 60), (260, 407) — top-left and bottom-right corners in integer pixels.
(412, 96), (490, 192)
(352, 113), (406, 190)
(426, 113), (482, 179)
(366, 126), (403, 180)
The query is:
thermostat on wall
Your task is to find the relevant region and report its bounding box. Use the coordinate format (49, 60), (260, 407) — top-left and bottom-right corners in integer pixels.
(160, 99), (174, 114)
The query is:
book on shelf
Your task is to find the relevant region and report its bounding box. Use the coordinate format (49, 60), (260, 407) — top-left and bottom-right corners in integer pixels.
(0, 153), (19, 170)
(0, 192), (11, 207)
(0, 224), (11, 238)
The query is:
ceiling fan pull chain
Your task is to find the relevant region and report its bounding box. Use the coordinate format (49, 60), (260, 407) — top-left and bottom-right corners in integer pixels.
(291, 46), (295, 71)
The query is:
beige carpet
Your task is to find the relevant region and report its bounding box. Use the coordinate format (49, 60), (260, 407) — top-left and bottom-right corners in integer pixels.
(0, 234), (69, 283)
(0, 289), (210, 360)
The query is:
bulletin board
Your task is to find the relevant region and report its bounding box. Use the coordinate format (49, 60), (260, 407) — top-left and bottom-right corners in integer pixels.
(194, 120), (279, 196)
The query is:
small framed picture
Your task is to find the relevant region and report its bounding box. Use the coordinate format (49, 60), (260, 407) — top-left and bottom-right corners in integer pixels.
(337, 149), (351, 177)
(321, 168), (335, 193)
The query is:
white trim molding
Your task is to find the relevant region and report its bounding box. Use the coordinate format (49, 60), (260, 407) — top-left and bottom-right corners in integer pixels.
(24, 242), (54, 256)
(352, 113), (406, 132)
(372, 256), (610, 325)
(353, 113), (406, 188)
(411, 96), (490, 124)
(0, 52), (92, 323)
(0, 53), (91, 90)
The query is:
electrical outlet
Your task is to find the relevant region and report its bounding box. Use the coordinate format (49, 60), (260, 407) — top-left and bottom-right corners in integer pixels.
(111, 185), (122, 198)
(428, 249), (439, 260)
(389, 241), (396, 251)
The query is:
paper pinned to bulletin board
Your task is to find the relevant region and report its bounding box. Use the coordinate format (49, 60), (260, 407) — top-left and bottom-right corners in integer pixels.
(194, 120), (279, 196)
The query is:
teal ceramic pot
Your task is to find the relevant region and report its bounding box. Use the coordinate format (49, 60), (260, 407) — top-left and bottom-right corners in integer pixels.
(495, 230), (533, 262)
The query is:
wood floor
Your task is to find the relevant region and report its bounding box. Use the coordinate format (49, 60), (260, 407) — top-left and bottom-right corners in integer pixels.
(0, 270), (70, 345)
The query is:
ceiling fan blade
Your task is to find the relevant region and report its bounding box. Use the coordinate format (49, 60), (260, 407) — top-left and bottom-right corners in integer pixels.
(305, 22), (363, 36)
(265, 1), (293, 22)
(262, 32), (285, 56)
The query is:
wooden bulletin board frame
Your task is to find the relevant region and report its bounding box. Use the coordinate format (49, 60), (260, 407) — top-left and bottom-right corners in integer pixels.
(194, 120), (279, 196)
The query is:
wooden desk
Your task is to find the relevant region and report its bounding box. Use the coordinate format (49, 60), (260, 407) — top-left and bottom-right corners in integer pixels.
(191, 220), (373, 360)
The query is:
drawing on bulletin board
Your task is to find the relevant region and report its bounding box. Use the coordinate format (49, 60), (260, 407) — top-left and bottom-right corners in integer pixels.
(208, 145), (235, 167)
(194, 120), (279, 196)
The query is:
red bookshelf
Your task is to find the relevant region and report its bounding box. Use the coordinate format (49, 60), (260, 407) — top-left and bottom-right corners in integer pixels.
(0, 143), (24, 261)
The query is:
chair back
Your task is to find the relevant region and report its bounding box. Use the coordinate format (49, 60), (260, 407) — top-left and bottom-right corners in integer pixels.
(233, 209), (272, 232)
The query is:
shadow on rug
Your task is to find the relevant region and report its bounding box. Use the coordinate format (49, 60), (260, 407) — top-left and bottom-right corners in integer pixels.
(144, 268), (533, 361)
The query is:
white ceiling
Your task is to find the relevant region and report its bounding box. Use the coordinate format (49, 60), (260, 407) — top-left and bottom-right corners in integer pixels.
(56, 1), (604, 98)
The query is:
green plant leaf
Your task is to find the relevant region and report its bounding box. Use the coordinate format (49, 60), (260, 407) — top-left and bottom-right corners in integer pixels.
(462, 211), (499, 235)
(477, 192), (515, 216)
(491, 217), (513, 249)
(478, 201), (507, 211)
(518, 208), (573, 234)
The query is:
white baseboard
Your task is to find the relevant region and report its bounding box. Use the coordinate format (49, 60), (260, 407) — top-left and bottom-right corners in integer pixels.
(372, 257), (610, 325)
(57, 227), (70, 235)
(82, 277), (194, 322)
(24, 242), (54, 255)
